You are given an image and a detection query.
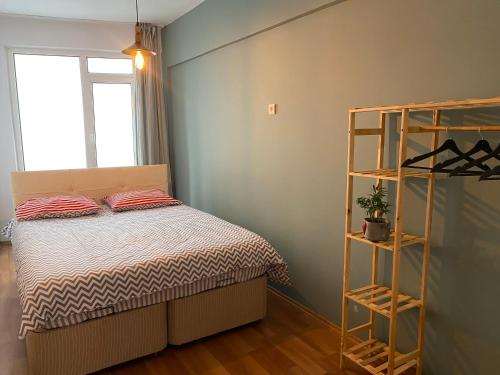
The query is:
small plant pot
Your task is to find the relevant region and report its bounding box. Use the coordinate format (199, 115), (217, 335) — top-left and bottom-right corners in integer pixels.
(362, 219), (390, 242)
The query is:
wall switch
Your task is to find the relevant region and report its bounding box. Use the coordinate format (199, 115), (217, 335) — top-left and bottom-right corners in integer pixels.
(268, 103), (277, 115)
(354, 305), (359, 313)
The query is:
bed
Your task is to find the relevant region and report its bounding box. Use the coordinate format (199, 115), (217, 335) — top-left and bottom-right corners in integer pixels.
(9, 165), (289, 374)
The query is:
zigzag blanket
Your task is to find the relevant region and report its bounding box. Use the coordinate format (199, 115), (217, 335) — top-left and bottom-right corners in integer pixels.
(12, 205), (290, 338)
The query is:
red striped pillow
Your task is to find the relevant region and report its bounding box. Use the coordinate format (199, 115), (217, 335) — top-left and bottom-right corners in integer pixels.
(16, 195), (100, 221)
(104, 189), (182, 212)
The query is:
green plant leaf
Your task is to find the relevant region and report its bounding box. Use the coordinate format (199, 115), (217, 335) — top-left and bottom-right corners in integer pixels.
(356, 185), (391, 220)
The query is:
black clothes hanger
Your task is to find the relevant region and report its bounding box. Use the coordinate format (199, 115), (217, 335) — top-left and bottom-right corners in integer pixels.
(450, 144), (500, 176)
(401, 137), (478, 170)
(479, 165), (500, 181)
(431, 138), (494, 174)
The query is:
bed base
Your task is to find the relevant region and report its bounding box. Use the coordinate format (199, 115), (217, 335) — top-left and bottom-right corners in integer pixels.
(25, 277), (267, 374)
(168, 276), (267, 345)
(26, 303), (167, 375)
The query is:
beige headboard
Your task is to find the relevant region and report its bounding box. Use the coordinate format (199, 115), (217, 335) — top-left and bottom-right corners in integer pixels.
(10, 165), (169, 206)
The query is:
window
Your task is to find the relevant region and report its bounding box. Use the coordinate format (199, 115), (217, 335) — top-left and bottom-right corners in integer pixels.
(93, 83), (135, 167)
(9, 50), (136, 171)
(14, 54), (87, 171)
(87, 57), (134, 74)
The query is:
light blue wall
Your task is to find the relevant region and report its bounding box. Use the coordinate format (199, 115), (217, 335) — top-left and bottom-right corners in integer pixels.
(163, 1), (500, 373)
(164, 0), (337, 66)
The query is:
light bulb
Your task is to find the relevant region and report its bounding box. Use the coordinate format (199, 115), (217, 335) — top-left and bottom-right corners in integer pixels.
(134, 51), (144, 70)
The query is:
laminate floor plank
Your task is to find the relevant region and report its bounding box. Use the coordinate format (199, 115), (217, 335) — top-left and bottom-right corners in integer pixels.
(0, 244), (370, 375)
(248, 345), (296, 374)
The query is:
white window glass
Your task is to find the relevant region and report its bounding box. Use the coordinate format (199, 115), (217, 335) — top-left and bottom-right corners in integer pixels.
(87, 58), (133, 74)
(93, 83), (135, 167)
(14, 54), (87, 171)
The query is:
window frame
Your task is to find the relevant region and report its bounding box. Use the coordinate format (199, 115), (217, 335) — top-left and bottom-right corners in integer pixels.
(7, 47), (137, 171)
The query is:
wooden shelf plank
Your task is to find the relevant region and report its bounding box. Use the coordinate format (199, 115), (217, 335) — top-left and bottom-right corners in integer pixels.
(377, 295), (411, 310)
(349, 169), (431, 180)
(352, 342), (386, 360)
(346, 231), (425, 251)
(350, 284), (378, 294)
(394, 359), (418, 375)
(365, 292), (392, 304)
(360, 350), (390, 366)
(345, 284), (421, 318)
(345, 338), (377, 355)
(397, 300), (422, 313)
(374, 350), (419, 373)
(356, 286), (389, 299)
(343, 338), (418, 375)
(350, 96), (500, 113)
(354, 128), (385, 136)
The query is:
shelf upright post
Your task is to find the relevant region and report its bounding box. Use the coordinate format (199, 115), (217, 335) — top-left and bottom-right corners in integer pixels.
(340, 111), (356, 369)
(387, 108), (410, 375)
(416, 109), (440, 374)
(369, 112), (386, 340)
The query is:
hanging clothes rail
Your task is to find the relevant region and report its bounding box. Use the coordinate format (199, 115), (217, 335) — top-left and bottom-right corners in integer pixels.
(412, 125), (500, 132)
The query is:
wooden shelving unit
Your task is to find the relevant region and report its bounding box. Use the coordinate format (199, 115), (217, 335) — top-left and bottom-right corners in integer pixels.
(340, 97), (500, 375)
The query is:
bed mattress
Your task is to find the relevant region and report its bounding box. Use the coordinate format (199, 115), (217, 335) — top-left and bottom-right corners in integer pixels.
(11, 205), (289, 338)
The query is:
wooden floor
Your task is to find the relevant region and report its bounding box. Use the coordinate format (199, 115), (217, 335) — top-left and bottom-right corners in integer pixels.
(0, 243), (366, 375)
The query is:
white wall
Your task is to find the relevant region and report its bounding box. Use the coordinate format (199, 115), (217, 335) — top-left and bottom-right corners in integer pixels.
(0, 15), (134, 239)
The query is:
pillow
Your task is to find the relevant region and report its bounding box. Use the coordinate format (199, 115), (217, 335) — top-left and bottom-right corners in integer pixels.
(104, 189), (182, 212)
(16, 195), (100, 221)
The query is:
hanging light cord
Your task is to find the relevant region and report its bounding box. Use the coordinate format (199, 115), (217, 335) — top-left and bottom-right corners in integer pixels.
(135, 0), (139, 25)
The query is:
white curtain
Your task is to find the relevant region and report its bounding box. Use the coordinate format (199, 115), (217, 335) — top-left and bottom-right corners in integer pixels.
(135, 23), (171, 187)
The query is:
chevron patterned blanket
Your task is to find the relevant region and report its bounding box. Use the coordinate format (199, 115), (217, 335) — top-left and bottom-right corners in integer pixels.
(12, 205), (290, 338)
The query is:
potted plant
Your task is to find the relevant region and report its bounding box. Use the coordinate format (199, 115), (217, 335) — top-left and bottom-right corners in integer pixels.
(356, 185), (391, 242)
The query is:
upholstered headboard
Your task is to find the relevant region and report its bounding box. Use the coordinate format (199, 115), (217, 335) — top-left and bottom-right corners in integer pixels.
(10, 165), (169, 206)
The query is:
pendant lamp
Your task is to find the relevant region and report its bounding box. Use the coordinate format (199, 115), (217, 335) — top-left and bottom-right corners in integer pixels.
(122, 0), (156, 70)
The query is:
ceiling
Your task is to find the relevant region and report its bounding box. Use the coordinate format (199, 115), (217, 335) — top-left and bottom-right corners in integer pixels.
(0, 0), (205, 26)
